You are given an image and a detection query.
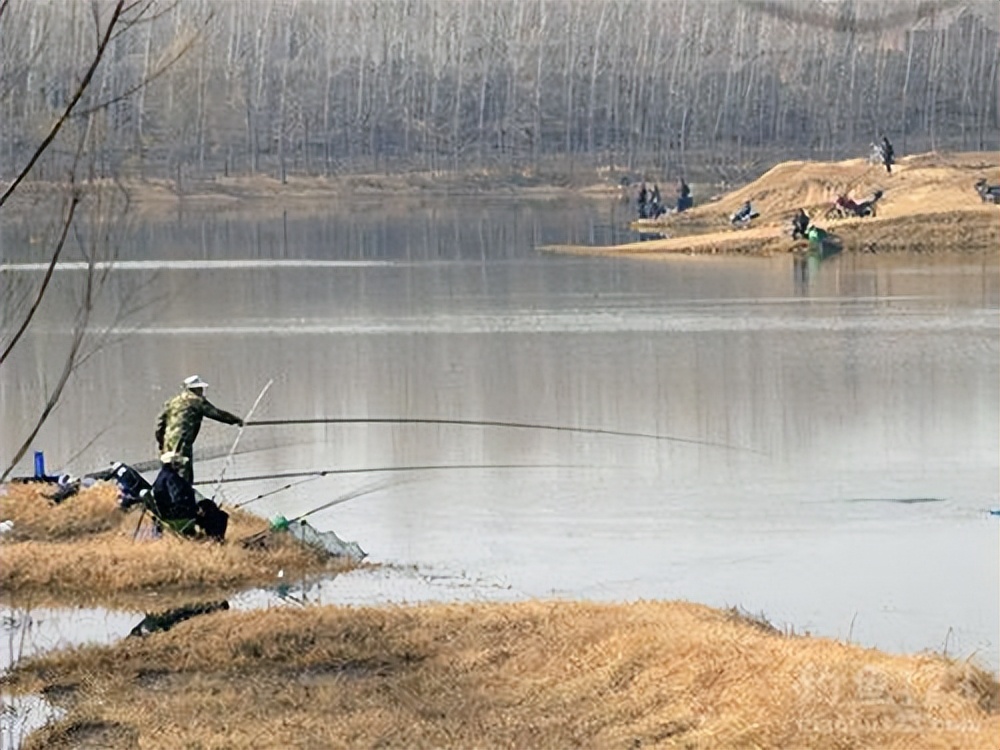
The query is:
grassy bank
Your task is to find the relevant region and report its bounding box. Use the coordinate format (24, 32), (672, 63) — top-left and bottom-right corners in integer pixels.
(2, 490), (997, 748)
(4, 599), (997, 749)
(0, 483), (358, 607)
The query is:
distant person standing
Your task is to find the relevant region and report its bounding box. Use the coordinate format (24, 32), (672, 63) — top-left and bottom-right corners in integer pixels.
(676, 177), (692, 212)
(637, 182), (649, 218)
(155, 375), (243, 483)
(880, 135), (894, 175)
(650, 184), (662, 217)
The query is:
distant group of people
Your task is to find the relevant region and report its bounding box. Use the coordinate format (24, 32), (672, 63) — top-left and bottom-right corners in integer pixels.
(636, 182), (663, 219)
(149, 375), (244, 542)
(629, 133), (898, 240)
(636, 177), (693, 219)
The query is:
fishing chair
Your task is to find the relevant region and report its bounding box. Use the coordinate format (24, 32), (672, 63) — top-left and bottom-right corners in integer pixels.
(136, 493), (226, 542)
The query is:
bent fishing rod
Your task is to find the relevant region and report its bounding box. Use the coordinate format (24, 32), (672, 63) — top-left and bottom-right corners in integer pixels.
(233, 471), (420, 510)
(239, 477), (403, 546)
(245, 417), (752, 452)
(197, 462), (585, 487)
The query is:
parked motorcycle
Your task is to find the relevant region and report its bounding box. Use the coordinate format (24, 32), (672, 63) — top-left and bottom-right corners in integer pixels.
(824, 189), (883, 220)
(975, 178), (1000, 204)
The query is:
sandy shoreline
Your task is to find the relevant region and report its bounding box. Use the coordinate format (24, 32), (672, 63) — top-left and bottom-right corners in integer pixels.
(545, 152), (1000, 258)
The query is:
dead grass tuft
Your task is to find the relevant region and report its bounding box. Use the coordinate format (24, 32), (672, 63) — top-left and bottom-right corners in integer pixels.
(5, 600), (997, 749)
(0, 482), (122, 540)
(23, 716), (138, 750)
(0, 484), (357, 606)
(724, 605), (785, 636)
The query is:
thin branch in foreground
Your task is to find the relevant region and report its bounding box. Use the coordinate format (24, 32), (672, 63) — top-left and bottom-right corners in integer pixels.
(0, 193), (81, 366)
(72, 15), (212, 120)
(0, 0), (124, 209)
(1, 307), (88, 482)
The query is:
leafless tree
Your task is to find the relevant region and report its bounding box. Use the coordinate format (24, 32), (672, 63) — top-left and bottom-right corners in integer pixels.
(0, 0), (200, 480)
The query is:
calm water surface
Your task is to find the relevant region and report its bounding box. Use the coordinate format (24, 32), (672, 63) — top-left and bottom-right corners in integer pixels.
(2, 197), (997, 672)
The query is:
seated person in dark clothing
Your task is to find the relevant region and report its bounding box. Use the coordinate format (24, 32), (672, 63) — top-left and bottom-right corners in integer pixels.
(731, 200), (755, 225)
(676, 177), (693, 212)
(791, 208), (810, 239)
(151, 452), (227, 541)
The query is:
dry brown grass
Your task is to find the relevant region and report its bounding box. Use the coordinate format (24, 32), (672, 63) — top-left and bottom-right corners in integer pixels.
(0, 482), (123, 540)
(5, 599), (996, 749)
(0, 484), (356, 606)
(546, 151), (1000, 258)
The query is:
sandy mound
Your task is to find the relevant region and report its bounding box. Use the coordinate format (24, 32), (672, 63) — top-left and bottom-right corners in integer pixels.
(547, 152), (1000, 257)
(696, 151), (999, 222)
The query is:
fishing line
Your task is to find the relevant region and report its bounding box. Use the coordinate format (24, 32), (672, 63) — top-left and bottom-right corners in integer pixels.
(199, 463), (587, 486)
(122, 437), (300, 476)
(238, 477), (405, 547)
(212, 378), (273, 505)
(245, 417), (752, 452)
(233, 473), (327, 509)
(294, 476), (410, 522)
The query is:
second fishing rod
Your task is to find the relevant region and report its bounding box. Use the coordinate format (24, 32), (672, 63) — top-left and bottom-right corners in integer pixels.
(244, 416), (756, 452)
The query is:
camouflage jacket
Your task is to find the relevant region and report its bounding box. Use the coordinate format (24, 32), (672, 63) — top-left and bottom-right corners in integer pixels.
(155, 390), (242, 455)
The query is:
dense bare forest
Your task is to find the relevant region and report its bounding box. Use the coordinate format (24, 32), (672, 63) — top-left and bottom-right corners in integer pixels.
(1, 0), (998, 185)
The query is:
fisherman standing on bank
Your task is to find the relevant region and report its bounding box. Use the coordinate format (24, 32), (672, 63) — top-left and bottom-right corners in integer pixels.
(155, 375), (243, 483)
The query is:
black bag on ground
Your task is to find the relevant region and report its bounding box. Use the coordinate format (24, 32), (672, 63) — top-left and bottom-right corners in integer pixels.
(196, 499), (229, 542)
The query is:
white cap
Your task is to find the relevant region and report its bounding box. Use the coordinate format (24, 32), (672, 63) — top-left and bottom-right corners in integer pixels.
(183, 375), (209, 390)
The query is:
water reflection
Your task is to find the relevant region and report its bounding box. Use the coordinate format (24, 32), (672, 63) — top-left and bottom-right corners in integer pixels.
(0, 693), (63, 750)
(1, 200), (997, 673)
(0, 605), (142, 749)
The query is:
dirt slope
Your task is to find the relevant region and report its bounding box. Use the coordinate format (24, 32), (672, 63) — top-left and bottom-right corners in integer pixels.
(548, 152), (1000, 257)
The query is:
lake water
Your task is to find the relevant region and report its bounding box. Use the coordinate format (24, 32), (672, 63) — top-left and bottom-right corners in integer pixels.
(1, 196), (998, 674)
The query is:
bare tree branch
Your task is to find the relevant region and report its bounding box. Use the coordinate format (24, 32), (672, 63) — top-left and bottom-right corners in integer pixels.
(0, 0), (124, 209)
(71, 15), (211, 120)
(0, 191), (80, 366)
(113, 0), (180, 37)
(1, 266), (91, 481)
